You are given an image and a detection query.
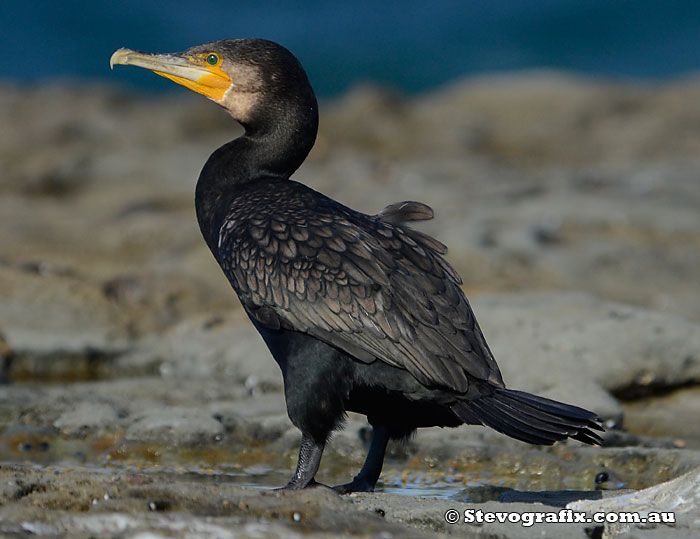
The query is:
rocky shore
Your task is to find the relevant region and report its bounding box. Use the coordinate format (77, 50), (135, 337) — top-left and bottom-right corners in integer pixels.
(1, 72), (699, 537)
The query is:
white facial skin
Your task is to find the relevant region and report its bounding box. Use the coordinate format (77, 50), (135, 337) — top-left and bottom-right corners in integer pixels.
(218, 62), (263, 124)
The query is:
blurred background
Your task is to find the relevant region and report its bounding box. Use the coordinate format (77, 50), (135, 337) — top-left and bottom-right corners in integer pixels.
(1, 0), (700, 525)
(3, 0), (700, 95)
(2, 0), (699, 318)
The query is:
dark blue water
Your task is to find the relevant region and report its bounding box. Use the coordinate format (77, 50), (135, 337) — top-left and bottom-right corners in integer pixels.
(2, 0), (699, 96)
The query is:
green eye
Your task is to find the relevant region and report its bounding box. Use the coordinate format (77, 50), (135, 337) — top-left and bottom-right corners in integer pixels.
(206, 53), (219, 66)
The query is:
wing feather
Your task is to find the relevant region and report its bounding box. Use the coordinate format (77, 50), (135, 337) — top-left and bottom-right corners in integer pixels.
(219, 181), (504, 393)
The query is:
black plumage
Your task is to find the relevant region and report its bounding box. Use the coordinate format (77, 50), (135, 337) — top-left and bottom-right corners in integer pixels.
(111, 39), (603, 493)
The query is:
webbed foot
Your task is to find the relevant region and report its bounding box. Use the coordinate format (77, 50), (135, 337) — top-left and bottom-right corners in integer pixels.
(277, 478), (330, 490)
(332, 477), (376, 494)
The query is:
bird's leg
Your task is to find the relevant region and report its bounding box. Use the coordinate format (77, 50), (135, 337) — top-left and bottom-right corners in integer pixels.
(333, 424), (389, 493)
(279, 432), (325, 489)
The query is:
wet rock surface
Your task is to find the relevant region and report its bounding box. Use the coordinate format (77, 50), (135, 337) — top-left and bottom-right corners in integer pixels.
(1, 74), (700, 537)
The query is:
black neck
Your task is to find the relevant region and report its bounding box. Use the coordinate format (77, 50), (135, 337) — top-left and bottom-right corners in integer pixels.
(195, 95), (318, 256)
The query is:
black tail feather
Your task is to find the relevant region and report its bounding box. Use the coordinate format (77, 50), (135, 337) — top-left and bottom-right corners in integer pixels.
(452, 388), (604, 446)
(467, 399), (558, 445)
(497, 391), (605, 432)
(485, 397), (583, 437)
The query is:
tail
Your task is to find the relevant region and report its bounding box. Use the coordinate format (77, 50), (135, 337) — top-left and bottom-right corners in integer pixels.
(451, 388), (604, 446)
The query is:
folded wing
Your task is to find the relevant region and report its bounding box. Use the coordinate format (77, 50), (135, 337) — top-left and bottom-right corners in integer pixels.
(219, 187), (504, 393)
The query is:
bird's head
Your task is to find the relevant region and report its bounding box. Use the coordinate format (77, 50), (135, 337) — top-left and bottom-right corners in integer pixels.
(110, 39), (316, 130)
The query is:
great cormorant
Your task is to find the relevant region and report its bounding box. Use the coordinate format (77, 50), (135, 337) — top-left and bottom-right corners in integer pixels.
(111, 39), (603, 492)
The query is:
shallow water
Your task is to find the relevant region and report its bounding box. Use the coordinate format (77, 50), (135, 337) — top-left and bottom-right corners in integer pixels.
(0, 422), (649, 503)
(0, 457), (505, 501)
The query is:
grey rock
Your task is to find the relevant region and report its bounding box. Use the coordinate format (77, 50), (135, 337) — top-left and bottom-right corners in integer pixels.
(125, 406), (225, 446)
(126, 313), (280, 387)
(0, 267), (131, 357)
(569, 467), (700, 538)
(471, 292), (700, 424)
(53, 401), (119, 435)
(622, 387), (700, 449)
(350, 492), (595, 537)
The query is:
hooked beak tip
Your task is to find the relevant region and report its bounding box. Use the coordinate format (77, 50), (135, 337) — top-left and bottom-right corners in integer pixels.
(110, 48), (133, 70)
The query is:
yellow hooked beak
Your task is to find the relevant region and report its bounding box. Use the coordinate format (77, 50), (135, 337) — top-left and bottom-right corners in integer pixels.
(110, 48), (231, 102)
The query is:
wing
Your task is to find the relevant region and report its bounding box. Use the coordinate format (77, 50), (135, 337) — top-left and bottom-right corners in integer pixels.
(218, 182), (504, 393)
